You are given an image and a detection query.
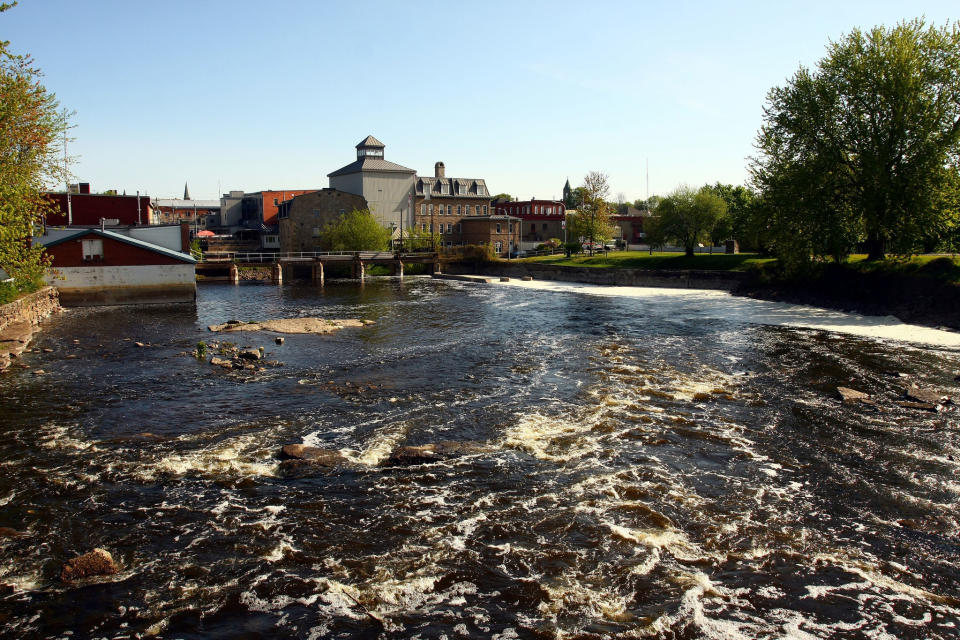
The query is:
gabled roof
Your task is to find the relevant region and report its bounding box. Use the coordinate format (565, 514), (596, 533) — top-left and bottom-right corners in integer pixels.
(34, 228), (196, 264)
(356, 135), (385, 148)
(328, 157), (416, 177)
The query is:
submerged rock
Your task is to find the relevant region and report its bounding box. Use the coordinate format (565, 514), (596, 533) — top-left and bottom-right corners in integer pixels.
(385, 441), (486, 466)
(895, 400), (939, 412)
(239, 349), (261, 361)
(279, 444), (346, 467)
(60, 548), (119, 582)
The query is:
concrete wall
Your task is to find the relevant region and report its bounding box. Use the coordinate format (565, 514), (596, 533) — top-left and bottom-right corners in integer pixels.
(51, 265), (197, 306)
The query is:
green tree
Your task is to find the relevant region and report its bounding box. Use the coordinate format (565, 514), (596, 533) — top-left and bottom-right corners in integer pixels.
(569, 171), (614, 253)
(650, 186), (727, 257)
(0, 2), (70, 295)
(318, 209), (391, 251)
(492, 193), (513, 202)
(751, 20), (960, 263)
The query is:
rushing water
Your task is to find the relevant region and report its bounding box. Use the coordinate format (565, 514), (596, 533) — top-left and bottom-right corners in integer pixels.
(1, 277), (958, 639)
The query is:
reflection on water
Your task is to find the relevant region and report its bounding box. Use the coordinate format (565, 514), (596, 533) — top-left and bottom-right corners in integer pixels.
(0, 277), (958, 639)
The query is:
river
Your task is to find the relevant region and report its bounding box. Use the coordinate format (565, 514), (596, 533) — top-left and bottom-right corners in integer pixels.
(1, 277), (958, 639)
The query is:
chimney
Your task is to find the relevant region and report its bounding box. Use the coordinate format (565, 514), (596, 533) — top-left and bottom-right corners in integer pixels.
(79, 182), (90, 194)
(435, 161), (445, 178)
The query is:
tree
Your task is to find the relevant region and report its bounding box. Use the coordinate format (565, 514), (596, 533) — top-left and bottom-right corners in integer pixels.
(650, 185), (727, 257)
(492, 193), (513, 202)
(702, 183), (762, 250)
(318, 209), (391, 251)
(570, 171), (614, 253)
(751, 20), (960, 264)
(0, 2), (70, 296)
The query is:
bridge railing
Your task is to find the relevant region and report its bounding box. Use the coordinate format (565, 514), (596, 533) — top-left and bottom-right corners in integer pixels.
(200, 250), (437, 263)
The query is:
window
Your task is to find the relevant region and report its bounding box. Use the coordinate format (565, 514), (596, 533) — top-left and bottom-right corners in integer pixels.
(421, 223), (426, 232)
(483, 205), (488, 215)
(429, 223), (434, 233)
(273, 198), (278, 206)
(496, 223), (501, 233)
(509, 223), (514, 233)
(82, 239), (103, 260)
(457, 205), (461, 215)
(441, 183), (449, 195)
(456, 223), (461, 233)
(495, 241), (502, 253)
(546, 206), (553, 215)
(429, 204), (433, 215)
(312, 226), (321, 237)
(313, 209), (321, 218)
(421, 204), (425, 215)
(446, 205), (451, 216)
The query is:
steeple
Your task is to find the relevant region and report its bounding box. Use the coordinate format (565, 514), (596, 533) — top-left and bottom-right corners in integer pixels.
(183, 182), (191, 200)
(356, 135), (386, 160)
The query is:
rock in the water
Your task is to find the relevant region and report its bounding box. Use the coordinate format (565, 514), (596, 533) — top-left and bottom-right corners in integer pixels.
(60, 548), (119, 582)
(239, 349), (261, 361)
(385, 441), (485, 466)
(275, 337), (284, 345)
(837, 387), (873, 404)
(895, 400), (939, 412)
(42, 348), (53, 353)
(387, 445), (440, 465)
(279, 444), (346, 467)
(0, 527), (24, 538)
(31, 369), (45, 376)
(210, 356), (233, 369)
(905, 386), (946, 405)
(134, 342), (147, 348)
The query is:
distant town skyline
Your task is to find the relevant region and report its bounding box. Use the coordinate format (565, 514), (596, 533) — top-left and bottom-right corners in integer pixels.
(4, 1), (957, 202)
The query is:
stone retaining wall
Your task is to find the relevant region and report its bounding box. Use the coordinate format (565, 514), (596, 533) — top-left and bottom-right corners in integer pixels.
(0, 287), (61, 333)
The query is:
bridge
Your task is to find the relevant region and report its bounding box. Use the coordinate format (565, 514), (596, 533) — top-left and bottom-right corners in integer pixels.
(194, 250), (443, 283)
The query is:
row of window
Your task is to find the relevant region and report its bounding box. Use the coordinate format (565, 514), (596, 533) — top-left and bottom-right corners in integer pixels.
(499, 205), (563, 216)
(421, 183), (487, 197)
(420, 204), (489, 216)
(418, 222), (516, 234)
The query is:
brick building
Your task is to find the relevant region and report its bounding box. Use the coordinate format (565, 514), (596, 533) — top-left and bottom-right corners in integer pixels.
(277, 188), (368, 253)
(612, 206), (655, 245)
(494, 199), (567, 244)
(45, 183), (153, 227)
(412, 162), (493, 249)
(460, 215), (522, 257)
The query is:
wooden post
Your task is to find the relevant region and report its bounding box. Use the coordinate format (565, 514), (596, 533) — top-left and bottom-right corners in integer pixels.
(272, 262), (282, 284)
(229, 263), (239, 284)
(313, 261), (324, 285)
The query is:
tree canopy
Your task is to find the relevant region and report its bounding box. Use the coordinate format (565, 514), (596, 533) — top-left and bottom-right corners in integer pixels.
(318, 209), (392, 252)
(0, 2), (69, 298)
(568, 171), (614, 252)
(648, 186), (727, 257)
(751, 20), (960, 265)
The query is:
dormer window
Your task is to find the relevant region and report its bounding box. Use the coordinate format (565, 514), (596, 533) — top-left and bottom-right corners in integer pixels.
(441, 183), (449, 195)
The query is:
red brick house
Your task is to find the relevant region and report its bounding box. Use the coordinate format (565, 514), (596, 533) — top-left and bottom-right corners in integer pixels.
(45, 185), (153, 226)
(494, 199), (567, 244)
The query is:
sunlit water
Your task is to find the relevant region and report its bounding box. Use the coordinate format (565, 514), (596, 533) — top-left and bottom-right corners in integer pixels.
(1, 277), (958, 639)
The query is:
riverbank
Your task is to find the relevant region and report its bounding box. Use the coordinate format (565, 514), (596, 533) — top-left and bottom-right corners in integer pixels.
(459, 257), (960, 331)
(0, 287), (61, 371)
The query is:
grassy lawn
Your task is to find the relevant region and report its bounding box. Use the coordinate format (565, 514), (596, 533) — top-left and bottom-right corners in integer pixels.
(513, 251), (960, 284)
(844, 254), (960, 284)
(518, 251), (776, 272)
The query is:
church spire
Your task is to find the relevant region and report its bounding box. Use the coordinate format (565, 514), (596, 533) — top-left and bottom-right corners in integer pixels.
(183, 182), (191, 200)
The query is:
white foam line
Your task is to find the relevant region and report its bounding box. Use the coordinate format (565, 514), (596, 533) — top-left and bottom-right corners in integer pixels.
(496, 279), (960, 347)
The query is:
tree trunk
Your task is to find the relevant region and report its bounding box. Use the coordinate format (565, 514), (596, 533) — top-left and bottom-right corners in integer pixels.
(865, 231), (885, 261)
(685, 245), (695, 257)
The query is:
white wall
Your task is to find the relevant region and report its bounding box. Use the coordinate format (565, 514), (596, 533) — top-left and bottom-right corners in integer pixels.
(126, 226), (184, 253)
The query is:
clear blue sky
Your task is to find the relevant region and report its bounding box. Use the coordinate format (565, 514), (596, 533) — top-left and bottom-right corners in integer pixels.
(4, 1), (957, 202)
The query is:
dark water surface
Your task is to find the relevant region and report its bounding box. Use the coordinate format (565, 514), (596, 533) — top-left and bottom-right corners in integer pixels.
(1, 278), (958, 639)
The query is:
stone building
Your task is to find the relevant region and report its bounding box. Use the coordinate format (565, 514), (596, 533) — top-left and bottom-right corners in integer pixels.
(412, 162), (492, 249)
(276, 188), (368, 253)
(327, 136), (416, 230)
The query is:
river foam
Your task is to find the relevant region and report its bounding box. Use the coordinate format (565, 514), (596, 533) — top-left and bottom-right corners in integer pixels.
(497, 279), (960, 347)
